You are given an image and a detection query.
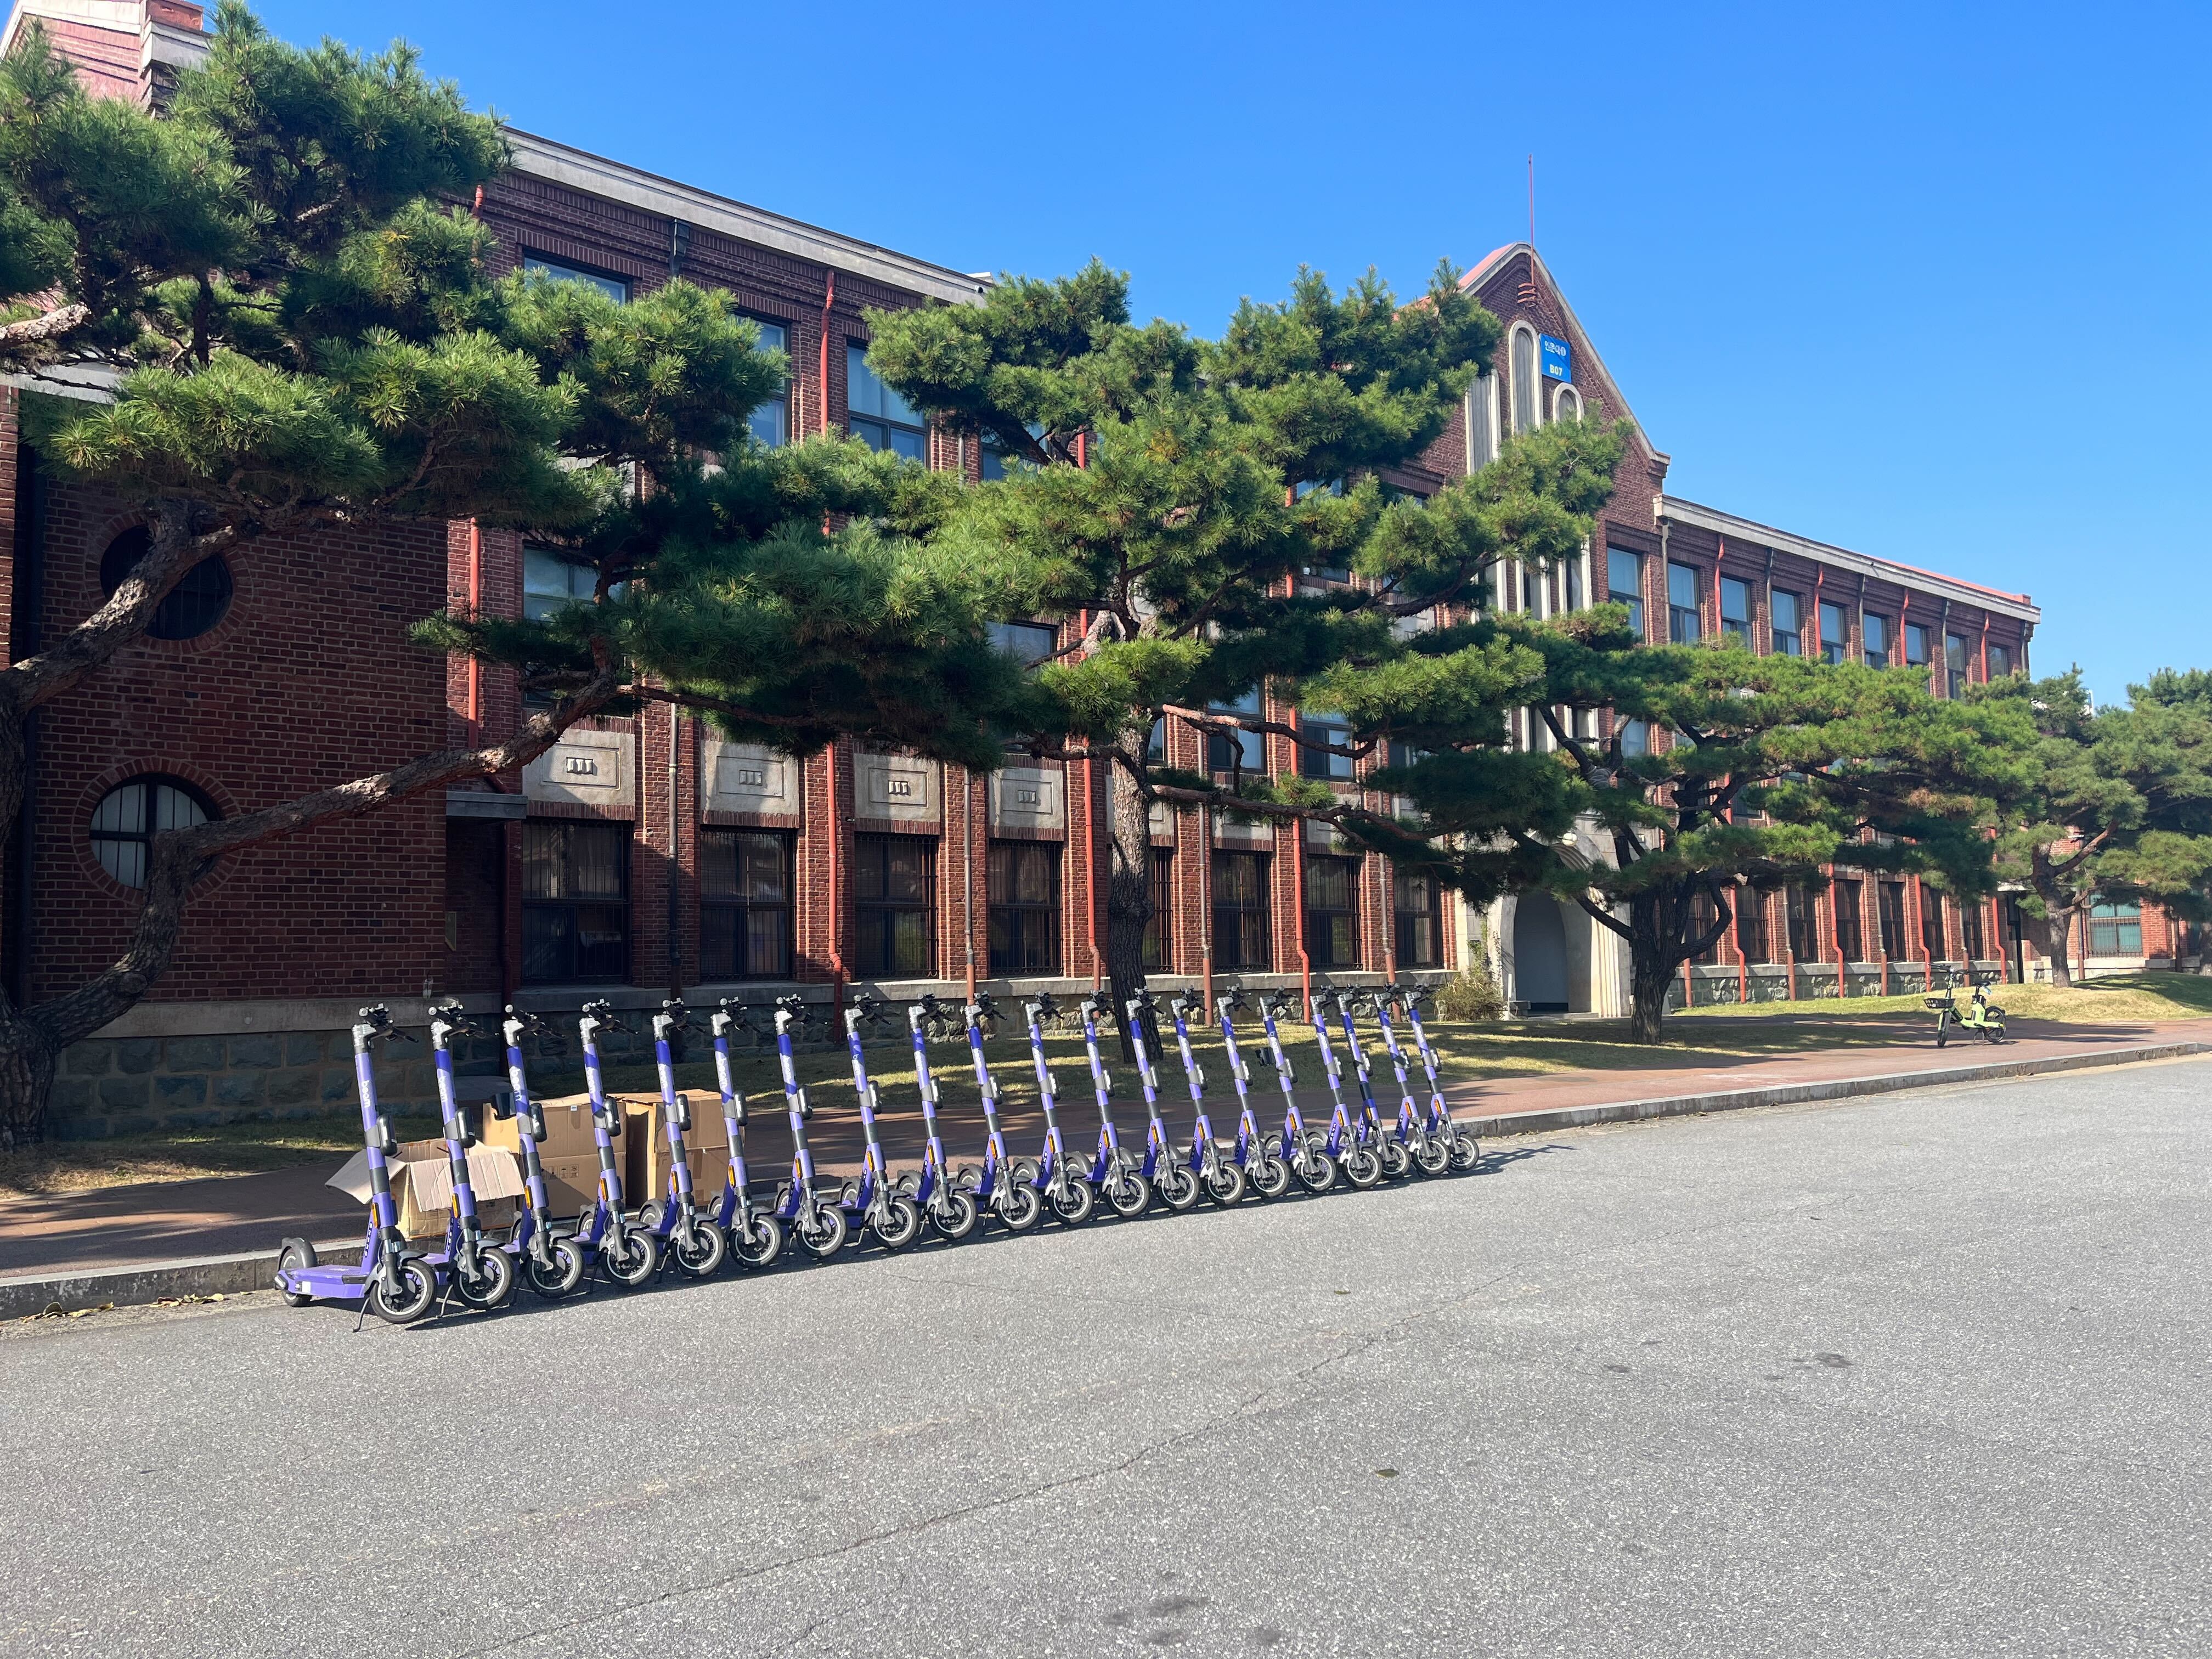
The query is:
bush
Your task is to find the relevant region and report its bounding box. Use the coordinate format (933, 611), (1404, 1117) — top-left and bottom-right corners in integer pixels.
(1431, 960), (1505, 1022)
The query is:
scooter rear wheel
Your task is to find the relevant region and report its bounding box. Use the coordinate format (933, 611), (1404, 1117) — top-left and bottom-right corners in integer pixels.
(368, 1257), (437, 1325)
(672, 1219), (727, 1278)
(1342, 1147), (1384, 1189)
(452, 1247), (516, 1312)
(1153, 1165), (1201, 1213)
(1249, 1154), (1292, 1200)
(1105, 1172), (1151, 1220)
(1203, 1161), (1248, 1208)
(1049, 1177), (1096, 1227)
(526, 1237), (588, 1299)
(930, 1189), (981, 1243)
(871, 1195), (924, 1251)
(996, 1183), (1042, 1232)
(731, 1214), (786, 1269)
(1448, 1131), (1481, 1173)
(796, 1203), (849, 1259)
(1295, 1149), (1339, 1194)
(275, 1237), (316, 1307)
(605, 1229), (661, 1288)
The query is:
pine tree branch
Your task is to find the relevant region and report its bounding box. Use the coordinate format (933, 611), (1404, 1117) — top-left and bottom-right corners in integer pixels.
(0, 302), (91, 352)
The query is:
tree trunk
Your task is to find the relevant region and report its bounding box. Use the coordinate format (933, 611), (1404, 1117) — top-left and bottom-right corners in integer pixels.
(0, 1005), (57, 1153)
(1626, 891), (1675, 1045)
(1103, 760), (1156, 1062)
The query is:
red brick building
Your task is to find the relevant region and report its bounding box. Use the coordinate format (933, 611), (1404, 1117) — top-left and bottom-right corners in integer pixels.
(0, 4), (2155, 1133)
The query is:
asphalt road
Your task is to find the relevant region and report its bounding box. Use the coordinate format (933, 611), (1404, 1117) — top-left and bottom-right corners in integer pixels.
(3, 1058), (2207, 1658)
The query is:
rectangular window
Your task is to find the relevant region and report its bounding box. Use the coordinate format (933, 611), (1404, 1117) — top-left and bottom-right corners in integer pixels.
(522, 821), (629, 984)
(1878, 882), (1908, 960)
(988, 620), (1058, 669)
(1298, 709), (1356, 781)
(1945, 633), (1970, 698)
(1720, 576), (1752, 647)
(1304, 854), (1361, 969)
(1142, 850), (1173, 970)
(699, 831), (792, 981)
(846, 342), (927, 460)
(1606, 548), (1645, 636)
(2087, 901), (2142, 957)
(1667, 562), (1701, 644)
(853, 834), (936, 979)
(1921, 889), (1948, 960)
(746, 318), (789, 448)
(1819, 601), (1848, 665)
(1206, 686), (1266, 774)
(1905, 623), (1931, 667)
(1863, 613), (1891, 668)
(1564, 557), (1585, 612)
(1212, 851), (1273, 971)
(988, 842), (1062, 975)
(1988, 642), (2013, 678)
(1466, 374), (1497, 470)
(1833, 879), (1864, 961)
(1771, 590), (1802, 657)
(1393, 867), (1443, 967)
(1960, 896), (1987, 960)
(1785, 883), (1821, 960)
(1617, 718), (1650, 758)
(1690, 888), (1722, 964)
(522, 254), (629, 303)
(1738, 889), (1774, 963)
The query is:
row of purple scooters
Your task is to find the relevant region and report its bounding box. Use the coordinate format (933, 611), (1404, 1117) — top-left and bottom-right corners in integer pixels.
(272, 980), (1477, 1324)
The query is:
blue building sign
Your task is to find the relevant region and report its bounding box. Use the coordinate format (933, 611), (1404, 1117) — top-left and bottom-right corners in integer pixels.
(1540, 334), (1572, 382)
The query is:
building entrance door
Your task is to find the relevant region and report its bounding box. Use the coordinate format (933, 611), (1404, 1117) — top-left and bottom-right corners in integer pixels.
(1514, 893), (1571, 1013)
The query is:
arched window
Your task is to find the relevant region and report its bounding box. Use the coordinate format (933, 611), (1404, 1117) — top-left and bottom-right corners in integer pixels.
(100, 528), (233, 641)
(1553, 383), (1582, 422)
(1509, 326), (1540, 433)
(88, 775), (213, 889)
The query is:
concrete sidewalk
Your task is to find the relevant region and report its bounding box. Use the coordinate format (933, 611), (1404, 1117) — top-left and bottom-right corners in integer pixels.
(5, 1014), (2208, 1314)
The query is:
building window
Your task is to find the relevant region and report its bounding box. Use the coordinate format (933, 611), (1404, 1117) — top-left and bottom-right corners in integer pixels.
(1863, 613), (1892, 668)
(1988, 642), (2014, 678)
(988, 620), (1058, 669)
(1617, 718), (1649, 758)
(1297, 709), (1356, 782)
(99, 528), (233, 641)
(1690, 889), (1723, 964)
(847, 342), (926, 459)
(1878, 882), (1908, 960)
(746, 318), (789, 448)
(1394, 867), (1443, 967)
(1465, 374), (1498, 471)
(523, 546), (627, 620)
(522, 820), (629, 984)
(1833, 879), (1864, 961)
(699, 830), (792, 981)
(1553, 382), (1582, 422)
(1304, 854), (1361, 969)
(1960, 896), (1987, 960)
(1667, 562), (1701, 644)
(1142, 850), (1173, 970)
(988, 841), (1062, 974)
(1819, 601), (1847, 665)
(1905, 623), (1931, 668)
(853, 834), (936, 979)
(1921, 889), (1948, 960)
(1509, 326), (1539, 433)
(1719, 576), (1752, 647)
(1562, 555), (1585, 612)
(1945, 633), (1970, 698)
(1785, 884), (1821, 960)
(88, 775), (212, 889)
(1771, 590), (1803, 657)
(2087, 901), (2141, 958)
(1206, 687), (1266, 774)
(1606, 547), (1644, 636)
(1738, 890), (1774, 963)
(1213, 850), (1273, 970)
(522, 255), (629, 303)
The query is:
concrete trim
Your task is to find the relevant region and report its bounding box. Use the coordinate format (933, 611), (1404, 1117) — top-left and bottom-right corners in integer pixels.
(0, 1246), (308, 1321)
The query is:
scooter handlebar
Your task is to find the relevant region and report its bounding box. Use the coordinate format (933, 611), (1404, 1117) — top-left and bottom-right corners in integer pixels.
(579, 998), (635, 1036)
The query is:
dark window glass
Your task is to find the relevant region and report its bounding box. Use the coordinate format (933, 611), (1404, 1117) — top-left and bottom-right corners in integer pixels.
(988, 842), (1062, 975)
(1206, 687), (1266, 774)
(847, 342), (926, 459)
(699, 831), (792, 980)
(1834, 879), (1864, 961)
(1606, 548), (1644, 636)
(1393, 867), (1442, 968)
(99, 528), (232, 641)
(1304, 854), (1361, 969)
(2086, 901), (2141, 957)
(88, 775), (213, 889)
(1905, 623), (1931, 667)
(1142, 850), (1173, 970)
(1945, 633), (1970, 698)
(522, 255), (629, 303)
(1878, 883), (1908, 960)
(1299, 710), (1356, 781)
(1689, 888), (1722, 964)
(746, 318), (789, 448)
(1988, 642), (2013, 678)
(1563, 557), (1585, 611)
(1786, 884), (1821, 960)
(1921, 889), (1948, 960)
(1212, 850), (1273, 971)
(988, 620), (1058, 668)
(1863, 613), (1891, 668)
(1961, 896), (1987, 960)
(1720, 576), (1751, 646)
(522, 820), (630, 984)
(1771, 590), (1802, 657)
(1739, 889), (1774, 963)
(1819, 601), (1848, 665)
(1667, 562), (1701, 644)
(1146, 718), (1166, 763)
(854, 834), (938, 979)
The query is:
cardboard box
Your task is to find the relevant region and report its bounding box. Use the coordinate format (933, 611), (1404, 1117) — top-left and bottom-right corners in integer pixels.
(619, 1091), (725, 1210)
(478, 1091), (603, 1163)
(327, 1139), (527, 1239)
(539, 1154), (606, 1218)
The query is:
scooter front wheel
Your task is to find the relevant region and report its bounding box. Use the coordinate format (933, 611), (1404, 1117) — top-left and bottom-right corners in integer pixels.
(605, 1229), (661, 1288)
(1448, 1131), (1481, 1173)
(672, 1219), (727, 1278)
(526, 1237), (588, 1299)
(930, 1188), (981, 1243)
(1203, 1161), (1248, 1208)
(1249, 1154), (1293, 1200)
(996, 1183), (1042, 1233)
(796, 1203), (849, 1260)
(1413, 1136), (1452, 1177)
(1295, 1149), (1339, 1194)
(731, 1214), (786, 1269)
(1049, 1177), (1096, 1227)
(1378, 1139), (1412, 1181)
(1341, 1147), (1384, 1189)
(452, 1246), (516, 1311)
(1105, 1172), (1151, 1220)
(368, 1257), (437, 1325)
(871, 1195), (924, 1251)
(1153, 1164), (1201, 1213)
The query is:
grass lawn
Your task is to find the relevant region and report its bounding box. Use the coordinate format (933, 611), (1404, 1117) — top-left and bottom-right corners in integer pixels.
(8, 972), (2204, 1199)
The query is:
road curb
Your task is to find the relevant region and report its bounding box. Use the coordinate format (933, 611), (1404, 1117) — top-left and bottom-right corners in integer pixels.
(1460, 1040), (2212, 1139)
(0, 1247), (295, 1322)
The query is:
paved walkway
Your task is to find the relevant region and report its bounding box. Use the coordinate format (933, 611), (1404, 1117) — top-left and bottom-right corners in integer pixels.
(5, 1014), (2206, 1282)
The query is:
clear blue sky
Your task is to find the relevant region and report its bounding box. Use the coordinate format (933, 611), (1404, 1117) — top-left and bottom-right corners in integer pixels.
(261, 0), (2210, 706)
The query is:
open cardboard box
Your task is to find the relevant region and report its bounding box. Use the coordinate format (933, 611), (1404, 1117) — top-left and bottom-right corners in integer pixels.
(328, 1138), (528, 1239)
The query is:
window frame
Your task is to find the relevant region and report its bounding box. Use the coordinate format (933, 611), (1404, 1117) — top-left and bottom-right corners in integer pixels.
(521, 819), (631, 985)
(2087, 900), (2142, 958)
(698, 828), (794, 982)
(988, 620), (1059, 669)
(1509, 325), (1541, 434)
(1141, 849), (1174, 970)
(852, 833), (939, 980)
(87, 774), (214, 890)
(743, 316), (791, 448)
(987, 840), (1063, 975)
(1393, 866), (1444, 968)
(1945, 633), (1970, 698)
(1833, 878), (1864, 962)
(1297, 709), (1357, 782)
(1819, 600), (1848, 665)
(1303, 852), (1362, 969)
(1666, 562), (1702, 644)
(1863, 612), (1892, 668)
(1904, 622), (1931, 668)
(1606, 547), (1645, 637)
(1771, 589), (1803, 657)
(521, 253), (630, 303)
(1719, 575), (1752, 647)
(846, 340), (927, 460)
(1212, 849), (1273, 972)
(1552, 382), (1582, 422)
(1878, 881), (1909, 960)
(1205, 687), (1267, 775)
